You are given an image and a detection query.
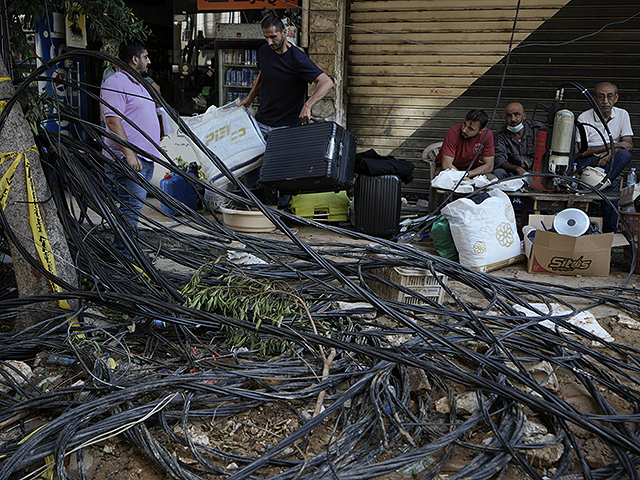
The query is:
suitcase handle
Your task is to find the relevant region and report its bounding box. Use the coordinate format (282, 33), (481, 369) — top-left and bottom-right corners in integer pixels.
(303, 120), (345, 167)
(326, 137), (337, 164)
(324, 126), (345, 167)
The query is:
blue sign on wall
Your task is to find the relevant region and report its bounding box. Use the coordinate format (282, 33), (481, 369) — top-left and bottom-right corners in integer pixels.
(34, 9), (87, 140)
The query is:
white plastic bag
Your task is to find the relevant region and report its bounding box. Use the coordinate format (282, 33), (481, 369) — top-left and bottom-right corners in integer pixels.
(442, 189), (523, 272)
(156, 107), (175, 137)
(432, 170), (525, 193)
(182, 101), (266, 189)
(431, 169), (474, 192)
(492, 178), (525, 191)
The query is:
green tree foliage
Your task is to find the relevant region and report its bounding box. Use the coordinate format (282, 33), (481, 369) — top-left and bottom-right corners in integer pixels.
(7, 0), (149, 57)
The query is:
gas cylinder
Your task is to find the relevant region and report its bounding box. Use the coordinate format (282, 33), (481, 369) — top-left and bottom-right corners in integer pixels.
(549, 109), (575, 174)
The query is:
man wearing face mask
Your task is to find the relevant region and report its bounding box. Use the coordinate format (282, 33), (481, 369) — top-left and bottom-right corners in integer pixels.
(493, 102), (543, 180)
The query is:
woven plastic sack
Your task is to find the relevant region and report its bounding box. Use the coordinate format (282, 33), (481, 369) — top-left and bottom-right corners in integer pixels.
(442, 189), (523, 272)
(431, 215), (458, 261)
(182, 101), (266, 189)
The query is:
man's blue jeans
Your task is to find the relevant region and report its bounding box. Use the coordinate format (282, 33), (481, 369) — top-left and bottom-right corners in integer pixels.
(576, 149), (632, 232)
(105, 160), (154, 255)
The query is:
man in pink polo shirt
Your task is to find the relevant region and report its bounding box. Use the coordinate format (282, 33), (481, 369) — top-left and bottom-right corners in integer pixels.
(435, 109), (495, 179)
(101, 40), (162, 256)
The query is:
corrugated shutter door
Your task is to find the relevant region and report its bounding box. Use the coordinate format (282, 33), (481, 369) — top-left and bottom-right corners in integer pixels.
(346, 0), (640, 199)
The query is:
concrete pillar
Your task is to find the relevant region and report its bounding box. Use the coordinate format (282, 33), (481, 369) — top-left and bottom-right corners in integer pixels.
(307, 0), (348, 125)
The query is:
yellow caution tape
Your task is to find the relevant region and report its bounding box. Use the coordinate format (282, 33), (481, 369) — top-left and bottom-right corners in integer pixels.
(17, 422), (47, 444)
(132, 262), (151, 281)
(24, 152), (72, 311)
(1, 145), (73, 312)
(107, 357), (117, 370)
(0, 77), (10, 82)
(0, 425), (56, 477)
(0, 145), (38, 165)
(1, 146), (38, 211)
(43, 455), (55, 479)
(0, 151), (23, 210)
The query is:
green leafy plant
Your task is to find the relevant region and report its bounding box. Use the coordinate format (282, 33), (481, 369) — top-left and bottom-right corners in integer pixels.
(181, 260), (308, 357)
(165, 156), (205, 181)
(172, 156), (190, 173)
(7, 0), (150, 66)
(66, 1), (150, 45)
(23, 92), (57, 135)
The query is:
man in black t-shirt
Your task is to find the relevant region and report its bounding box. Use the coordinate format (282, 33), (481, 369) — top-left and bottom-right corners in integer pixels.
(238, 15), (333, 136)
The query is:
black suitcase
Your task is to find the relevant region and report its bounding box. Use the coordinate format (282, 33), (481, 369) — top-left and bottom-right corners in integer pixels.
(354, 174), (402, 238)
(261, 122), (357, 194)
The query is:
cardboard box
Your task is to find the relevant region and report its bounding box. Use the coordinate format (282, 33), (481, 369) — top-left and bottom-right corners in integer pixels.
(620, 184), (640, 206)
(526, 215), (627, 276)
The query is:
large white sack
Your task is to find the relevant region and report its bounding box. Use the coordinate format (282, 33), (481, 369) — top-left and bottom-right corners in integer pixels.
(182, 101), (265, 189)
(442, 189), (523, 272)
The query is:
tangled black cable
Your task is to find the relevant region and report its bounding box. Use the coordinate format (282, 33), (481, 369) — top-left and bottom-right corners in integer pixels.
(1, 49), (640, 480)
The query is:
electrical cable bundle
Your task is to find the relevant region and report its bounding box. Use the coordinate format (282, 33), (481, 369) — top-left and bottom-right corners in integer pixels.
(1, 50), (640, 480)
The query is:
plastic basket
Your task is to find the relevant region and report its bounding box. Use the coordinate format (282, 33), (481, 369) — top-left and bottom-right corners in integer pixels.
(371, 266), (447, 305)
(621, 212), (640, 274)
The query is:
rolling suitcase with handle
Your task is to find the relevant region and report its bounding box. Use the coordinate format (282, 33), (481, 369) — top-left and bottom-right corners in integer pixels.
(261, 121), (356, 194)
(353, 174), (402, 238)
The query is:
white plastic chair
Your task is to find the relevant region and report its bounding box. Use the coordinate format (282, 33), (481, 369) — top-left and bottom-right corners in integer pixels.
(422, 142), (442, 212)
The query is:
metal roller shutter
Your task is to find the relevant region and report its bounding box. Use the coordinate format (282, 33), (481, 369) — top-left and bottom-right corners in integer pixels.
(346, 0), (640, 199)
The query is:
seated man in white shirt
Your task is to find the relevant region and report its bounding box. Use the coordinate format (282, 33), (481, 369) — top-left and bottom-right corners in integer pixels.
(576, 82), (634, 232)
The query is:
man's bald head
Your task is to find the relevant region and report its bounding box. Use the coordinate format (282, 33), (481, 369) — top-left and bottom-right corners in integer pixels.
(504, 102), (526, 130)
